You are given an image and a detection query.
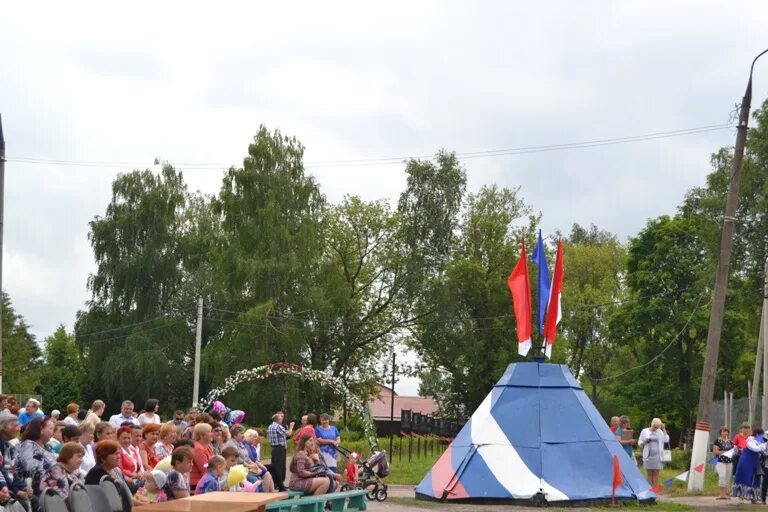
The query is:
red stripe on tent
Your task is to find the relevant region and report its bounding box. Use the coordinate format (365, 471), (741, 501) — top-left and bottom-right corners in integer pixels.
(430, 446), (469, 500)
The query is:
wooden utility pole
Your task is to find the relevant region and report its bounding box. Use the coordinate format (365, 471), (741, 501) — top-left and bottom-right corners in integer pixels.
(689, 49), (768, 492)
(0, 114), (4, 395)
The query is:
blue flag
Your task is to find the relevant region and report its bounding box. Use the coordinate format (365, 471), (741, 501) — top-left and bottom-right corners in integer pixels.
(663, 478), (675, 487)
(531, 230), (551, 334)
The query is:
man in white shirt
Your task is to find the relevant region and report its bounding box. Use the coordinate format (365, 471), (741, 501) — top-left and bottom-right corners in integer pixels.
(108, 400), (140, 427)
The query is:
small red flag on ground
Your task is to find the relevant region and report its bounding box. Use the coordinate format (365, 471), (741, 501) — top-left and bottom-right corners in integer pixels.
(612, 455), (623, 491)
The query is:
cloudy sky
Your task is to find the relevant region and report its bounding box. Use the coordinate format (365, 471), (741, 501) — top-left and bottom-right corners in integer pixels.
(2, 1), (767, 393)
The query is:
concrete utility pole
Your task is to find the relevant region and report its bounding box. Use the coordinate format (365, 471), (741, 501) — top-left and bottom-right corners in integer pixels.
(192, 297), (203, 407)
(762, 261), (768, 426)
(0, 114), (5, 395)
(389, 337), (396, 457)
(689, 49), (768, 492)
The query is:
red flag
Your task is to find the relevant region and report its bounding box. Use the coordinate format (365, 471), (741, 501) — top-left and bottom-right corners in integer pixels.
(693, 463), (704, 473)
(543, 240), (564, 357)
(612, 455), (623, 491)
(508, 239), (532, 356)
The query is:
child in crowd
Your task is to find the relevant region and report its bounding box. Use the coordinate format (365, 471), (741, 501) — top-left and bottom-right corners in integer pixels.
(134, 469), (167, 504)
(346, 452), (359, 485)
(221, 448), (260, 492)
(163, 447), (194, 500)
(195, 455), (226, 494)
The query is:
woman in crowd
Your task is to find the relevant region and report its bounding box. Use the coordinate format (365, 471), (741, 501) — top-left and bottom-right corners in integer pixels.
(227, 425), (275, 491)
(190, 423), (214, 490)
(211, 424), (226, 456)
(117, 426), (143, 490)
(154, 422), (177, 461)
(244, 429), (262, 466)
(79, 422), (96, 475)
(638, 417), (669, 490)
(85, 440), (135, 508)
(615, 416), (636, 464)
(83, 400), (105, 427)
(63, 403), (80, 427)
(712, 426), (734, 500)
(40, 442), (84, 499)
(732, 426), (767, 503)
(315, 413), (341, 472)
(94, 421), (116, 442)
(289, 434), (330, 496)
(294, 414), (317, 442)
(14, 417), (57, 493)
(139, 423), (162, 469)
(138, 399), (161, 425)
(85, 440), (123, 484)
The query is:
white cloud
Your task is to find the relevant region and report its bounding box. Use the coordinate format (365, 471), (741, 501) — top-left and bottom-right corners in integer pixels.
(2, 0), (768, 394)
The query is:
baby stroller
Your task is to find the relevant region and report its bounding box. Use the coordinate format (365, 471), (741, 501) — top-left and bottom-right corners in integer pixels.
(337, 445), (390, 501)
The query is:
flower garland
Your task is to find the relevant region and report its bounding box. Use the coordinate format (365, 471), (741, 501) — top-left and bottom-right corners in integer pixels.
(199, 363), (379, 451)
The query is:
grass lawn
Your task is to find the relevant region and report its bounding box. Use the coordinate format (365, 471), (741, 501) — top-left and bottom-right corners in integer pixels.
(389, 497), (696, 511)
(655, 468), (720, 497)
(385, 449), (445, 485)
(384, 449), (724, 509)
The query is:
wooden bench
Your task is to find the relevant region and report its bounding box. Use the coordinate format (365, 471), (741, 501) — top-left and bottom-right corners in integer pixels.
(265, 489), (366, 512)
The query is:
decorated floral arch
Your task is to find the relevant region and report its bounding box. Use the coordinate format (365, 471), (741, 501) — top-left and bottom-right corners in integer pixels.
(199, 363), (379, 451)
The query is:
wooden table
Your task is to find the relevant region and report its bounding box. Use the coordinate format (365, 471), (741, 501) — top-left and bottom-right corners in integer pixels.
(144, 492), (288, 512)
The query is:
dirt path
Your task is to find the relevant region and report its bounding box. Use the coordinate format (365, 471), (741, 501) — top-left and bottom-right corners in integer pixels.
(361, 484), (752, 511)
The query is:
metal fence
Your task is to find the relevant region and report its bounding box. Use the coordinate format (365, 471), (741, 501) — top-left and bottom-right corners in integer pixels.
(710, 396), (760, 446)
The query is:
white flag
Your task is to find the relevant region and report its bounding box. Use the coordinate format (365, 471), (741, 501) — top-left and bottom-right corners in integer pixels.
(675, 471), (689, 482)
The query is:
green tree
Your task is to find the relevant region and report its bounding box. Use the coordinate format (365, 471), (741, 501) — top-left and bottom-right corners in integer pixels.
(557, 224), (627, 405)
(1, 292), (41, 394)
(205, 126), (326, 419)
(39, 326), (84, 411)
(398, 151), (467, 285)
(410, 185), (537, 417)
(606, 215), (711, 429)
(76, 164), (197, 412)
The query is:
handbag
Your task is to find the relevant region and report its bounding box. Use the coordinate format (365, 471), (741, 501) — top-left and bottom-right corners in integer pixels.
(661, 442), (672, 463)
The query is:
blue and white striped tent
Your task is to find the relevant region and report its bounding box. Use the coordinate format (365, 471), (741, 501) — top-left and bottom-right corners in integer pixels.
(415, 362), (655, 504)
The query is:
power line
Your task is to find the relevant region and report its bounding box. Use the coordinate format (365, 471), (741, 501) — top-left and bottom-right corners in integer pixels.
(588, 290), (710, 382)
(203, 283), (700, 330)
(6, 124), (732, 170)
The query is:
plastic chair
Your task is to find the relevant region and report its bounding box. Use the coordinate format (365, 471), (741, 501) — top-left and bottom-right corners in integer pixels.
(68, 483), (95, 512)
(110, 478), (133, 512)
(85, 484), (118, 512)
(39, 489), (68, 512)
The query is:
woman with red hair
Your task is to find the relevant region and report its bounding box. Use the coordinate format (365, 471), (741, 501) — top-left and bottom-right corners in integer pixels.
(139, 423), (162, 469)
(117, 426), (144, 489)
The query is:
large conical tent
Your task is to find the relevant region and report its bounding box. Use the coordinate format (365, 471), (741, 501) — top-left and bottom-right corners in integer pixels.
(415, 362), (655, 505)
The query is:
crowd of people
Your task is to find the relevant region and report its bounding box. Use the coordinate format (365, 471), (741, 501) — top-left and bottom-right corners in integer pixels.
(609, 415), (670, 490)
(0, 395), (345, 511)
(608, 414), (768, 504)
(711, 421), (768, 504)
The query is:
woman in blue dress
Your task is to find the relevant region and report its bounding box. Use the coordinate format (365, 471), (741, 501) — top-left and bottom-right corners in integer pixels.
(732, 427), (767, 502)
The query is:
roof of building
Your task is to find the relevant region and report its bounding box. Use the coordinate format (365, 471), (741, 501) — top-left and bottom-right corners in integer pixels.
(369, 384), (439, 421)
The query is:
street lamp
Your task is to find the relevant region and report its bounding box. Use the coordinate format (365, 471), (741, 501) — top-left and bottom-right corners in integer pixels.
(689, 48), (768, 493)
